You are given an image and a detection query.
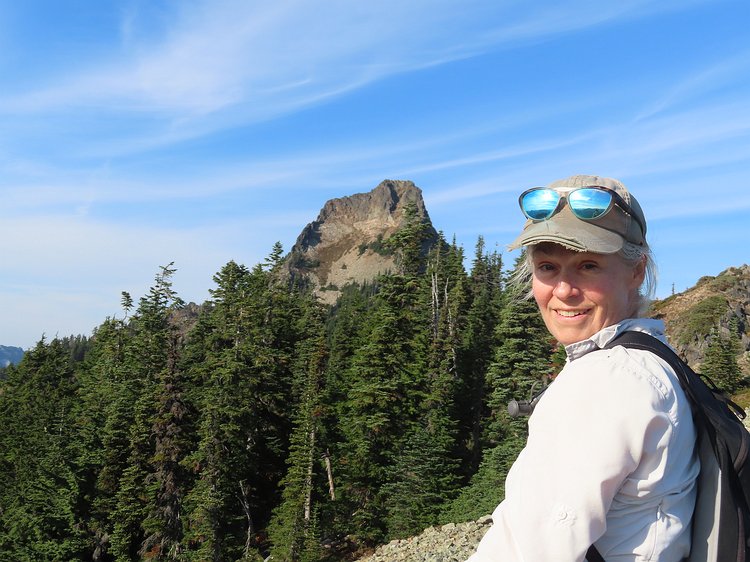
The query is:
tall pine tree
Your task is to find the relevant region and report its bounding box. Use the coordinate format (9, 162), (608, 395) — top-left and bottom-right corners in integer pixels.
(267, 301), (329, 561)
(701, 319), (743, 393)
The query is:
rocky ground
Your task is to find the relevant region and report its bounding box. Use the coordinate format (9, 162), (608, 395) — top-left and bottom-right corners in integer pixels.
(353, 516), (491, 562)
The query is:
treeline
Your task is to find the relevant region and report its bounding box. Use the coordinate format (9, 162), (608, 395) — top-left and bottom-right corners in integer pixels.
(0, 214), (559, 561)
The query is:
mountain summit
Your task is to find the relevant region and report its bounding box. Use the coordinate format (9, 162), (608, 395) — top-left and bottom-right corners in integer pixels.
(284, 180), (438, 304)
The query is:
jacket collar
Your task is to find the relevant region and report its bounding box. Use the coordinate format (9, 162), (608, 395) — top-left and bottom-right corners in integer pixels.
(564, 318), (667, 362)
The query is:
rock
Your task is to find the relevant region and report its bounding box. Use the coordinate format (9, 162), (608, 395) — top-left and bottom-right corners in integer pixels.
(283, 180), (438, 304)
(354, 517), (492, 562)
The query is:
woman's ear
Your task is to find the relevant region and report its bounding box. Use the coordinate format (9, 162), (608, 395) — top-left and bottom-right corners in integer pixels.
(630, 256), (647, 289)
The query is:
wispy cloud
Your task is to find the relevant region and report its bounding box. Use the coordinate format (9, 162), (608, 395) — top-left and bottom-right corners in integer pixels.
(0, 0), (715, 155)
(634, 48), (750, 122)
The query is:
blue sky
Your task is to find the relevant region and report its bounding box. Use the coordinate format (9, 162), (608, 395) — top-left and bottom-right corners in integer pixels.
(1, 0), (749, 349)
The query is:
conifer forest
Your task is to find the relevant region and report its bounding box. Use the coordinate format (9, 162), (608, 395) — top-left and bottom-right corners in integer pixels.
(0, 219), (561, 561)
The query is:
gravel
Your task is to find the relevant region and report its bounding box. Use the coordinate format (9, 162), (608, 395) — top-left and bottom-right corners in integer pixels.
(354, 516), (491, 562)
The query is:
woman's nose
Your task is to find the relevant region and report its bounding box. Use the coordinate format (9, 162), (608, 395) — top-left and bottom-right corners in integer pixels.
(553, 278), (578, 298)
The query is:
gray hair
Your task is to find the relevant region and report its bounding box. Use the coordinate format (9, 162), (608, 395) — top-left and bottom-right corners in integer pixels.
(510, 242), (658, 317)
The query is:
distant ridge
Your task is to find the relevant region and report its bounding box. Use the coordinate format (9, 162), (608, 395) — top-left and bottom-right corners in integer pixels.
(0, 345), (24, 368)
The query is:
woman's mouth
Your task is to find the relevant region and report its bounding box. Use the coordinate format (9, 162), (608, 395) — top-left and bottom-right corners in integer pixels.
(556, 309), (588, 318)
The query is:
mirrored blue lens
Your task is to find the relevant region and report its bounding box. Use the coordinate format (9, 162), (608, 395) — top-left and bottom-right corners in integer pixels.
(521, 189), (560, 220)
(568, 188), (613, 219)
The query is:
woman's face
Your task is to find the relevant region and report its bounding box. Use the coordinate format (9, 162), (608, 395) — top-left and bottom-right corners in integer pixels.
(530, 243), (645, 346)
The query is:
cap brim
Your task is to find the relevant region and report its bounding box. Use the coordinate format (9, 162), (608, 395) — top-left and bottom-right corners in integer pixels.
(508, 209), (625, 254)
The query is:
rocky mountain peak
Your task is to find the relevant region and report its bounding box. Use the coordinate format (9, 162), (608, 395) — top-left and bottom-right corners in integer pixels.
(284, 180), (438, 304)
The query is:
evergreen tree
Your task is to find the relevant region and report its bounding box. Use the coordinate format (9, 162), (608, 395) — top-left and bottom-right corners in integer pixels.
(0, 338), (88, 561)
(484, 280), (553, 448)
(701, 320), (743, 393)
(443, 255), (554, 522)
(140, 327), (193, 560)
(456, 237), (504, 477)
(318, 283), (375, 539)
(380, 235), (466, 538)
(267, 302), (329, 561)
(109, 263), (192, 560)
(386, 201), (433, 276)
(182, 260), (265, 561)
(336, 293), (416, 542)
(182, 253), (300, 561)
(73, 314), (134, 560)
(335, 217), (431, 543)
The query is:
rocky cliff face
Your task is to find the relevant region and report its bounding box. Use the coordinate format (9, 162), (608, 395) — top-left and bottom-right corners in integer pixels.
(650, 264), (750, 375)
(283, 180), (438, 304)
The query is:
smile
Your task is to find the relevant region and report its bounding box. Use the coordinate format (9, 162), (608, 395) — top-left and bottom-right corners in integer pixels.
(556, 309), (588, 318)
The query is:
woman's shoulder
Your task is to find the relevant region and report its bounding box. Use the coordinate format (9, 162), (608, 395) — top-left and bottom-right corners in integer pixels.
(556, 343), (683, 423)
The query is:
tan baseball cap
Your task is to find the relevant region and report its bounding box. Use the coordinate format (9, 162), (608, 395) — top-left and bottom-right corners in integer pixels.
(508, 174), (647, 253)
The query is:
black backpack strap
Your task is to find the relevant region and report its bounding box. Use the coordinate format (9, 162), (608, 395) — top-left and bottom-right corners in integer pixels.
(586, 544), (606, 562)
(603, 330), (680, 368)
(604, 330), (746, 422)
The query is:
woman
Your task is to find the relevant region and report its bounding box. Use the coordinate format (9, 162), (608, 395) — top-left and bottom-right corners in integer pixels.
(469, 175), (698, 561)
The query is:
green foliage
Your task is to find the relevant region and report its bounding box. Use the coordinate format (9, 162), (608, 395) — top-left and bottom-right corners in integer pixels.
(385, 202), (433, 276)
(455, 237), (504, 477)
(696, 271), (742, 293)
(358, 234), (392, 257)
(0, 338), (88, 561)
(440, 441), (519, 523)
(181, 257), (303, 561)
(732, 387), (750, 410)
(267, 303), (329, 561)
(674, 295), (729, 345)
(381, 427), (460, 539)
(440, 255), (553, 525)
(0, 237), (570, 561)
(701, 321), (744, 393)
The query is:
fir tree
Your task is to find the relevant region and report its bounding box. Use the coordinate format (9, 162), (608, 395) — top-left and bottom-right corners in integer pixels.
(380, 235), (466, 538)
(182, 254), (300, 561)
(267, 302), (329, 561)
(109, 263), (191, 560)
(701, 320), (744, 393)
(456, 237), (504, 477)
(0, 338), (88, 560)
(385, 201), (433, 276)
(73, 314), (134, 559)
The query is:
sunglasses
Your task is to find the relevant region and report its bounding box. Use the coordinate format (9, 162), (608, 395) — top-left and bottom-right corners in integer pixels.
(518, 185), (645, 234)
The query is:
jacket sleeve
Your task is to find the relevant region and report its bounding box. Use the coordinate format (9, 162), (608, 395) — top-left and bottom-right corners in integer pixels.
(468, 347), (674, 562)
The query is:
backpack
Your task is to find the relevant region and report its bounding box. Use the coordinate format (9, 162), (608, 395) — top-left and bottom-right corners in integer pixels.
(586, 331), (750, 562)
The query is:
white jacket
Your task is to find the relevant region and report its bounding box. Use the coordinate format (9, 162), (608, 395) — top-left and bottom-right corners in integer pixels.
(468, 318), (699, 561)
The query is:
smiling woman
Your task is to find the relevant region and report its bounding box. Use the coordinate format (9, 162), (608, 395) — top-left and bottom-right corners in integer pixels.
(528, 243), (646, 346)
(468, 175), (698, 562)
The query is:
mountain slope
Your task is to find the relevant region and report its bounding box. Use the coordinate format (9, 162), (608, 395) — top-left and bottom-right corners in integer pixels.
(650, 264), (750, 375)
